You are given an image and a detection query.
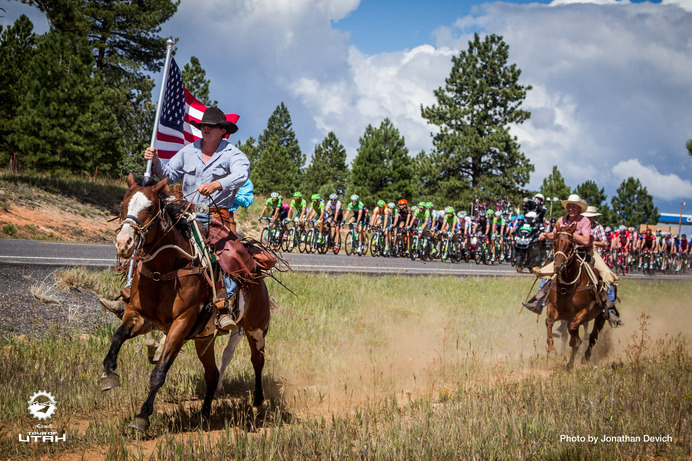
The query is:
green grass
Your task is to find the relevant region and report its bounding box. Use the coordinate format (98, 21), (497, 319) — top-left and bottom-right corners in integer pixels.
(1, 273), (690, 460)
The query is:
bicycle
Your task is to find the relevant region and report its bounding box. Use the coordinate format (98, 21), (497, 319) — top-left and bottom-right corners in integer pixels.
(369, 225), (385, 257)
(345, 222), (368, 256)
(259, 217), (282, 249)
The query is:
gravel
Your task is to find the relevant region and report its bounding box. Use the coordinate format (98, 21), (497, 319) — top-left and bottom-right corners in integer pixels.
(0, 262), (114, 338)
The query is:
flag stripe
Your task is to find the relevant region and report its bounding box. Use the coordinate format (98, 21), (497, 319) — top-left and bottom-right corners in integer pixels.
(153, 58), (207, 161)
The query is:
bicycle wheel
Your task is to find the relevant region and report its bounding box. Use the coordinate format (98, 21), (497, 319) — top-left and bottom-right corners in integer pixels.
(305, 229), (316, 254)
(358, 233), (369, 256)
(317, 230), (329, 254)
(409, 235), (419, 261)
(440, 240), (449, 262)
(260, 228), (270, 246)
(420, 237), (429, 261)
(298, 230), (308, 253)
(370, 233), (380, 257)
(283, 228), (295, 252)
(345, 232), (354, 256)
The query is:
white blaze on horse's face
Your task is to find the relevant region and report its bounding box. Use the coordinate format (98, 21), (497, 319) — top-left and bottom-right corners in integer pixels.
(116, 191), (153, 258)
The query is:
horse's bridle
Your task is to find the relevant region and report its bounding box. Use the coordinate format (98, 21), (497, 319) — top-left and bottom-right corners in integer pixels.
(118, 209), (163, 250)
(554, 231), (581, 285)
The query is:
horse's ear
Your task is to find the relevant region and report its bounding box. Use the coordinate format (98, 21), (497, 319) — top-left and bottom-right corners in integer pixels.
(153, 177), (169, 194)
(127, 173), (137, 188)
(568, 221), (577, 232)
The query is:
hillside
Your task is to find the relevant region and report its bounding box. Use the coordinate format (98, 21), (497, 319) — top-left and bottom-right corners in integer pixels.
(0, 173), (263, 243)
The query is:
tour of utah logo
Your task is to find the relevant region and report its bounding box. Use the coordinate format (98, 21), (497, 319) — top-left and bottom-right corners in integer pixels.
(19, 391), (67, 443)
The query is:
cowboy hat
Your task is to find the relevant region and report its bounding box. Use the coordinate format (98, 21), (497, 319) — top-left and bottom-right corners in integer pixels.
(581, 205), (601, 217)
(561, 194), (588, 213)
(190, 107), (239, 135)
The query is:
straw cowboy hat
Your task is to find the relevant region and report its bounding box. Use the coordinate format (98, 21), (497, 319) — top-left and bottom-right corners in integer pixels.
(581, 205), (602, 217)
(190, 107), (239, 135)
(561, 194), (588, 213)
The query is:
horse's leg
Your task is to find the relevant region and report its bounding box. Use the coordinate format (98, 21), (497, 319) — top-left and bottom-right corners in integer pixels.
(583, 315), (607, 363)
(101, 312), (149, 391)
(545, 300), (557, 353)
(194, 337), (219, 420)
(131, 315), (194, 432)
(246, 327), (266, 407)
(566, 311), (587, 370)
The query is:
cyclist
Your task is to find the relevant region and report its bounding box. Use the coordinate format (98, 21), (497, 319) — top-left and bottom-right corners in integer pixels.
(611, 225), (631, 253)
(259, 192), (287, 237)
(288, 191), (308, 233)
(370, 200), (390, 227)
(324, 193), (343, 252)
(490, 210), (506, 263)
(343, 194), (369, 254)
(440, 206), (458, 235)
(384, 202), (396, 254)
(306, 194), (326, 241)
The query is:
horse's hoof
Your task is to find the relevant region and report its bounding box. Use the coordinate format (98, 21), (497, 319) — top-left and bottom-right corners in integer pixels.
(100, 372), (121, 392)
(129, 416), (149, 432)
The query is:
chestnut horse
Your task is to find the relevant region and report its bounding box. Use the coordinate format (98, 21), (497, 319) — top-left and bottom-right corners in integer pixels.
(100, 174), (270, 432)
(545, 221), (607, 370)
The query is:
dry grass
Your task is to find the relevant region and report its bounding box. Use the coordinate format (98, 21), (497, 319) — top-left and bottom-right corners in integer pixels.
(0, 273), (689, 460)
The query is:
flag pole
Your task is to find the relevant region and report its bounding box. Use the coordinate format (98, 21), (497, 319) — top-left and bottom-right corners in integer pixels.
(144, 39), (176, 182)
(127, 39), (175, 288)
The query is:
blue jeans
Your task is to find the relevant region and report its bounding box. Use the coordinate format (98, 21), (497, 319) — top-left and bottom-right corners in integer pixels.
(196, 213), (237, 298)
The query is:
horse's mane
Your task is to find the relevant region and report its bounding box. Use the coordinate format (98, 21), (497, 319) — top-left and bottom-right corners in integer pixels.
(162, 198), (195, 239)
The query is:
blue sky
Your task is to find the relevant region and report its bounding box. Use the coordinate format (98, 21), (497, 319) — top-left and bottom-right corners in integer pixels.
(2, 0), (691, 219)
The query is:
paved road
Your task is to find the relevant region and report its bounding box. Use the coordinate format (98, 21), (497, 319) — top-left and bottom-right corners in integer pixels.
(1, 238), (690, 280)
(0, 238), (524, 277)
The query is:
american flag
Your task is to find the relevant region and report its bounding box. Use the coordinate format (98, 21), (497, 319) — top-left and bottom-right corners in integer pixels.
(154, 58), (206, 161)
(154, 58), (239, 162)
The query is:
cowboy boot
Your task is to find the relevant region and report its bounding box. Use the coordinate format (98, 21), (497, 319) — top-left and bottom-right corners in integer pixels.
(600, 290), (622, 326)
(522, 280), (550, 314)
(99, 298), (126, 319)
(98, 285), (130, 319)
(215, 294), (237, 331)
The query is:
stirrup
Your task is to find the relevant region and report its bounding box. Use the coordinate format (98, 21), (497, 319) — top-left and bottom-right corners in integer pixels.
(522, 299), (543, 315)
(215, 296), (237, 331)
(99, 297), (125, 318)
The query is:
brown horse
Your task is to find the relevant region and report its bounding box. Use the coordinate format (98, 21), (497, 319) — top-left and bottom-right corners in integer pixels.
(545, 221), (607, 370)
(100, 174), (271, 432)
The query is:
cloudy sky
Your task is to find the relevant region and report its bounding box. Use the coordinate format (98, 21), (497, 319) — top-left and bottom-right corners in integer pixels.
(4, 0), (692, 216)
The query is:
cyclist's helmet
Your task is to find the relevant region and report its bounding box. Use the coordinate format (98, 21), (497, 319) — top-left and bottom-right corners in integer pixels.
(329, 193), (338, 200)
(605, 226), (612, 232)
(510, 215), (516, 221)
(398, 199), (408, 206)
(377, 199), (385, 207)
(350, 194), (359, 201)
(445, 206), (454, 214)
(270, 191), (279, 199)
(426, 201), (433, 209)
(533, 193), (545, 203)
(673, 234), (678, 239)
(311, 193), (320, 202)
(628, 227), (634, 232)
(517, 213), (524, 220)
(411, 205), (419, 212)
(388, 202), (395, 209)
(418, 201), (426, 208)
(619, 225), (626, 232)
(645, 228), (652, 234)
(487, 209), (495, 216)
(293, 191), (302, 198)
(479, 210), (486, 217)
(682, 234), (687, 239)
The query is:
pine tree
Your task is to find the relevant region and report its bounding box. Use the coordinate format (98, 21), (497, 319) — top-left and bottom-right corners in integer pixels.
(301, 132), (348, 198)
(237, 137), (260, 171)
(0, 15), (37, 170)
(420, 33), (533, 207)
(258, 102), (305, 176)
(540, 166), (571, 219)
(610, 177), (659, 228)
(349, 119), (414, 208)
(574, 180), (607, 209)
(182, 56), (217, 106)
(9, 28), (121, 175)
(24, 0), (179, 168)
(251, 135), (297, 197)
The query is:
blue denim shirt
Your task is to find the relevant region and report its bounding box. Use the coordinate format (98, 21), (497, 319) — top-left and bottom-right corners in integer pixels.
(153, 139), (249, 210)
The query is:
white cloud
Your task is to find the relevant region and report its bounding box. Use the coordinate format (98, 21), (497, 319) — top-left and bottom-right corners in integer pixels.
(612, 159), (692, 200)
